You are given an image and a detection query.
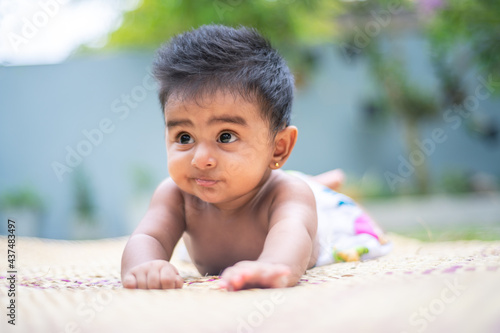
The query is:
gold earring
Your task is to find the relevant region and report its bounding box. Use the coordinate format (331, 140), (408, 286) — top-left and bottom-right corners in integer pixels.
(275, 162), (279, 168)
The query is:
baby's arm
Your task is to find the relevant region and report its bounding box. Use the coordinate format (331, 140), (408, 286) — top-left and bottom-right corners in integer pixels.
(220, 177), (317, 291)
(121, 178), (185, 289)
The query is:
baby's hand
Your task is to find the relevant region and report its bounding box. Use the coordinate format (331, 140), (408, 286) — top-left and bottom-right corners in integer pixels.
(219, 261), (291, 291)
(122, 260), (184, 289)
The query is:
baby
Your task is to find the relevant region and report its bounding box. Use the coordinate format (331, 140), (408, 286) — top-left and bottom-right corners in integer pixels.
(121, 25), (391, 291)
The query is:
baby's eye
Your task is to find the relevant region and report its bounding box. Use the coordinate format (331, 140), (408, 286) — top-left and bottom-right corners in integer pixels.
(218, 132), (237, 144)
(178, 133), (194, 144)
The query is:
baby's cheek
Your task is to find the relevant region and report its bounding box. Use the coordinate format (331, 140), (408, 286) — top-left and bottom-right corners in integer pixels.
(167, 155), (188, 182)
(226, 158), (244, 175)
(225, 151), (261, 176)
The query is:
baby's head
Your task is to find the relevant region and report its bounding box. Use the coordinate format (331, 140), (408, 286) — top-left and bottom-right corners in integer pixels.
(152, 25), (297, 205)
(152, 24), (294, 136)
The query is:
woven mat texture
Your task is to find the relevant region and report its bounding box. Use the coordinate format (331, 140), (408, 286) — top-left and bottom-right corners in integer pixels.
(1, 234), (499, 333)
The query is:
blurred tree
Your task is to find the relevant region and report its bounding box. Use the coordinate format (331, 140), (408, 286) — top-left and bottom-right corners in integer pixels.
(369, 50), (439, 195)
(105, 0), (343, 85)
(335, 0), (499, 194)
(336, 0), (439, 194)
(0, 186), (44, 213)
(73, 168), (95, 224)
(426, 0), (500, 94)
(425, 1), (500, 147)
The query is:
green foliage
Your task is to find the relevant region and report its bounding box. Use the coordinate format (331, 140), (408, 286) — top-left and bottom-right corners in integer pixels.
(104, 0), (499, 93)
(372, 57), (439, 122)
(106, 0), (342, 83)
(0, 186), (44, 212)
(426, 0), (500, 93)
(73, 169), (95, 222)
(335, 0), (438, 194)
(441, 169), (470, 194)
(109, 0), (338, 46)
(401, 225), (500, 242)
(340, 0), (439, 123)
(131, 164), (156, 194)
(336, 0), (414, 15)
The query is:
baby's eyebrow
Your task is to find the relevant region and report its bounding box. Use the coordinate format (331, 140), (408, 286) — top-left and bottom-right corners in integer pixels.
(166, 119), (193, 128)
(208, 115), (247, 126)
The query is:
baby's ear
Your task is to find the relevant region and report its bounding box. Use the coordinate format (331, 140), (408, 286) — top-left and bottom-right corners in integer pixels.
(271, 126), (298, 169)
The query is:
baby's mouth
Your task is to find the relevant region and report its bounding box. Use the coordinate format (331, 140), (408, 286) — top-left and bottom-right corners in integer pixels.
(194, 178), (219, 187)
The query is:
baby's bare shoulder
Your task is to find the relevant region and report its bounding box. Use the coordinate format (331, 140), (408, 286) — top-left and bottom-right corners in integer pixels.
(145, 178), (186, 221)
(152, 178), (184, 204)
(268, 171), (315, 207)
(132, 178), (186, 242)
(266, 171), (317, 235)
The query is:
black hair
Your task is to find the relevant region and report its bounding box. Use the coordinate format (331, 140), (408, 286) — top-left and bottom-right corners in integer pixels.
(152, 24), (294, 134)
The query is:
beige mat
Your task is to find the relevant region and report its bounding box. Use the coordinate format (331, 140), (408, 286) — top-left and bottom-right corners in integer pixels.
(1, 234), (499, 333)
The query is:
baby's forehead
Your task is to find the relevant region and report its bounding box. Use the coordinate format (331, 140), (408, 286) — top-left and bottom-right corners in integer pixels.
(166, 88), (251, 106)
(164, 89), (265, 117)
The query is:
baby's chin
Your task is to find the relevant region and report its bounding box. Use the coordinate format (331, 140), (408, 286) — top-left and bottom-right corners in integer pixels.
(178, 185), (227, 205)
(176, 177), (261, 207)
(190, 190), (247, 209)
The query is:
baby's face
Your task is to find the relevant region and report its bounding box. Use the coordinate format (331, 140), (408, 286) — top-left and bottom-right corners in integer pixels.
(164, 91), (275, 209)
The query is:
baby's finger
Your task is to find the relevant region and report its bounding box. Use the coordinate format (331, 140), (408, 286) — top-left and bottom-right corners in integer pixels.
(266, 266), (291, 288)
(228, 274), (246, 291)
(220, 269), (244, 291)
(219, 267), (235, 285)
(122, 274), (137, 289)
(218, 279), (229, 290)
(238, 270), (272, 289)
(174, 275), (184, 289)
(134, 270), (148, 289)
(159, 266), (178, 289)
(146, 269), (162, 289)
(269, 273), (290, 288)
(241, 265), (290, 289)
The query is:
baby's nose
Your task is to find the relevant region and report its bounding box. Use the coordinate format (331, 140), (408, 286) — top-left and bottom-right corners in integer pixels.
(191, 144), (217, 169)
